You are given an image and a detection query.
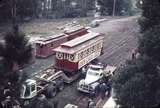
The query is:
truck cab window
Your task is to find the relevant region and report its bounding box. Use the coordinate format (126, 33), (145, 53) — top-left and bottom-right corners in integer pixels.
(24, 84), (30, 97)
(31, 84), (36, 91)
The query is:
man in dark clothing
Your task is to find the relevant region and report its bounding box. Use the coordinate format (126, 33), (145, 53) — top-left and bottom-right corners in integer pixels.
(99, 83), (107, 100)
(95, 84), (100, 97)
(106, 79), (112, 97)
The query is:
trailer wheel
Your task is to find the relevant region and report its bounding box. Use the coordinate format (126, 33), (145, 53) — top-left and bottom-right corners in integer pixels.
(58, 82), (64, 91)
(46, 85), (57, 98)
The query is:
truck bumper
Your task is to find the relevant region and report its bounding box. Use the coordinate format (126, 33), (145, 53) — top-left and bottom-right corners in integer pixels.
(77, 87), (94, 94)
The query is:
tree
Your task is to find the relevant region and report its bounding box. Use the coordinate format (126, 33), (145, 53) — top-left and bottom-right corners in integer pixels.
(2, 28), (32, 71)
(114, 0), (160, 107)
(139, 25), (160, 64)
(139, 0), (160, 32)
(0, 0), (12, 22)
(97, 0), (134, 16)
(114, 57), (160, 107)
(138, 0), (160, 63)
(0, 28), (33, 107)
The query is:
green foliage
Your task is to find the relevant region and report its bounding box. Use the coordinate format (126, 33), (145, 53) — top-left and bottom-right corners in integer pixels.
(139, 0), (160, 32)
(114, 57), (160, 107)
(17, 0), (36, 17)
(114, 0), (160, 107)
(0, 29), (32, 105)
(139, 25), (160, 63)
(97, 0), (134, 16)
(1, 30), (32, 71)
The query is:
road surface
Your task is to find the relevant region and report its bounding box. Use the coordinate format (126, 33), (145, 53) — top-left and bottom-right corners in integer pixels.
(53, 16), (140, 108)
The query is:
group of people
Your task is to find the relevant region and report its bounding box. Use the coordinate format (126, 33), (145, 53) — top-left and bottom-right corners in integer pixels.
(87, 77), (113, 108)
(95, 78), (112, 100)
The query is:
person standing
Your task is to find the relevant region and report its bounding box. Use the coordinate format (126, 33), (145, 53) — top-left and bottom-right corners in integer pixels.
(87, 98), (96, 108)
(106, 78), (112, 97)
(99, 83), (107, 100)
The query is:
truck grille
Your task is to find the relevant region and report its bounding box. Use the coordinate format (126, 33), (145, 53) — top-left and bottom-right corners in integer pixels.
(81, 85), (93, 91)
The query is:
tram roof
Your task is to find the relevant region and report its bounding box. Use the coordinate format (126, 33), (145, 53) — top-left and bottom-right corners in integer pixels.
(61, 32), (101, 48)
(35, 33), (66, 44)
(64, 25), (86, 34)
(54, 33), (104, 54)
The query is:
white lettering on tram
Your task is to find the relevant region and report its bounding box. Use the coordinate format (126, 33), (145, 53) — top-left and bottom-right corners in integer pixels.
(56, 52), (75, 62)
(56, 39), (103, 63)
(78, 50), (101, 69)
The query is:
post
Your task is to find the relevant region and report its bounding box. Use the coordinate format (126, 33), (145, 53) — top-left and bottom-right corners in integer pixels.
(112, 0), (116, 16)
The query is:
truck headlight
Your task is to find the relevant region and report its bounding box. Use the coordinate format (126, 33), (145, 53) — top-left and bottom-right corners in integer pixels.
(89, 86), (93, 90)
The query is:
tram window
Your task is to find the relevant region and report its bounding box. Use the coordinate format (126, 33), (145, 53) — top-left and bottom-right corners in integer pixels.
(87, 48), (90, 55)
(51, 43), (54, 47)
(81, 52), (84, 58)
(98, 43), (100, 48)
(40, 44), (43, 48)
(69, 54), (75, 61)
(63, 53), (66, 59)
(78, 53), (81, 60)
(95, 44), (98, 49)
(84, 49), (87, 56)
(93, 45), (96, 51)
(91, 46), (94, 53)
(57, 52), (63, 59)
(63, 53), (67, 60)
(67, 54), (70, 60)
(89, 47), (92, 54)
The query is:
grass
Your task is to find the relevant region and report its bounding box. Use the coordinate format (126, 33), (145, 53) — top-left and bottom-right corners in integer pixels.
(21, 18), (92, 38)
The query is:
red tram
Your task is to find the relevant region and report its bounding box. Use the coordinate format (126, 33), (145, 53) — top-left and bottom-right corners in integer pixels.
(35, 34), (68, 57)
(54, 32), (104, 72)
(35, 26), (89, 58)
(64, 25), (89, 40)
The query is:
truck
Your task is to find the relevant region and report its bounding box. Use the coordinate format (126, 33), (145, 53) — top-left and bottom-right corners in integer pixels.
(20, 66), (81, 106)
(19, 31), (104, 106)
(77, 64), (116, 94)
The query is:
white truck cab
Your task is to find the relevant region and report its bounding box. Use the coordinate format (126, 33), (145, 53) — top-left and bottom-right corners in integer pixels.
(78, 64), (104, 93)
(20, 79), (37, 99)
(78, 64), (116, 94)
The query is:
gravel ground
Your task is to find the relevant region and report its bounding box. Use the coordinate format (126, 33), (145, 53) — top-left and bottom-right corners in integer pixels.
(22, 56), (55, 77)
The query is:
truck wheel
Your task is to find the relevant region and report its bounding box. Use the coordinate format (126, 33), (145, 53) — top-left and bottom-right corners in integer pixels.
(58, 82), (64, 91)
(46, 85), (57, 98)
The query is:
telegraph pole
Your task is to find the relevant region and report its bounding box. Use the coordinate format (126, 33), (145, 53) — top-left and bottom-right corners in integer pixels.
(112, 0), (116, 16)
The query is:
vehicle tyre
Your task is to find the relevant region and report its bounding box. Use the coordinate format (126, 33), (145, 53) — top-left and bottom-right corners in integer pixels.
(46, 85), (57, 98)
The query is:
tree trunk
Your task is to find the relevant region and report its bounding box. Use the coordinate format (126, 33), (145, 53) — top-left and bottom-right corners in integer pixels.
(11, 0), (19, 33)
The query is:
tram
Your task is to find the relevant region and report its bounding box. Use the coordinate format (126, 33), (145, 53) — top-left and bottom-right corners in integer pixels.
(54, 31), (104, 72)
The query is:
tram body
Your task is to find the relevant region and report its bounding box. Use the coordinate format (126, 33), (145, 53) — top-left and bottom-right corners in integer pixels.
(35, 34), (68, 57)
(54, 32), (104, 72)
(64, 26), (89, 41)
(35, 26), (89, 58)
